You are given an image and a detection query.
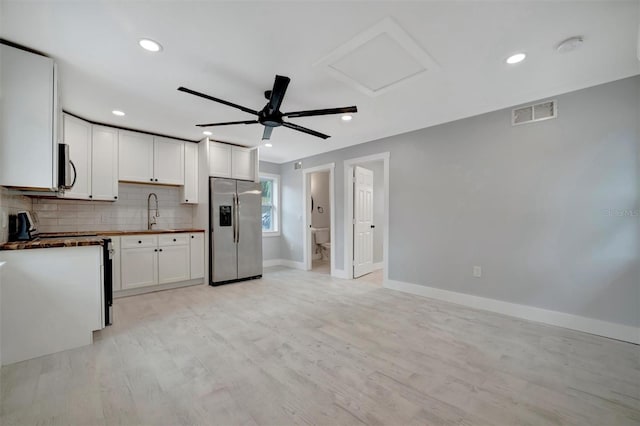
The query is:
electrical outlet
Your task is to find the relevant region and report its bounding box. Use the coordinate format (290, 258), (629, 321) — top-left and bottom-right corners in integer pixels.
(473, 266), (482, 278)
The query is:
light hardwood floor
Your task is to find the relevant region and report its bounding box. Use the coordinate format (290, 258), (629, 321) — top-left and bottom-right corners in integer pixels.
(1, 267), (639, 425)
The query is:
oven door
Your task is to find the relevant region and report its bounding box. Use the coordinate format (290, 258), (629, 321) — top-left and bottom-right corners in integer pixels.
(103, 238), (113, 326)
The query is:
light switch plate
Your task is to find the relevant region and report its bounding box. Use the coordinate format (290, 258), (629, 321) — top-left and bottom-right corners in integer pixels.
(473, 266), (482, 278)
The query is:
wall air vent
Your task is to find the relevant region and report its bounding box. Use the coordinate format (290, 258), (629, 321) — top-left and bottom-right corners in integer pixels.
(512, 100), (557, 126)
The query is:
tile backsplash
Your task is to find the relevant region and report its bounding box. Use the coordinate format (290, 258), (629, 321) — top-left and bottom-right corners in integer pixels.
(0, 187), (34, 243)
(32, 183), (195, 234)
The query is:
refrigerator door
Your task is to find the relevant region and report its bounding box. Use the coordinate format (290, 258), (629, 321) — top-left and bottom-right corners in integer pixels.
(237, 180), (263, 279)
(210, 178), (238, 283)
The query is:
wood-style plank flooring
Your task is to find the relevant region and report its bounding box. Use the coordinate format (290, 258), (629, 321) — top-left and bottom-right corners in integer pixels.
(1, 267), (639, 425)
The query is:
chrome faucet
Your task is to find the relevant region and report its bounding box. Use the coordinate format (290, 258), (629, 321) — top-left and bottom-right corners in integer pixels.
(147, 193), (160, 230)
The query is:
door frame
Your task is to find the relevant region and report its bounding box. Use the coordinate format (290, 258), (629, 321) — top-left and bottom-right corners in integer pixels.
(302, 163), (335, 274)
(344, 152), (390, 281)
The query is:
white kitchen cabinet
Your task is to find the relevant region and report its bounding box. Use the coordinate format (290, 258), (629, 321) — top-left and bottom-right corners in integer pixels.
(61, 115), (118, 201)
(189, 233), (205, 279)
(209, 141), (257, 181)
(209, 141), (232, 178)
(120, 246), (158, 290)
(158, 245), (190, 284)
(181, 142), (198, 204)
(119, 233), (198, 292)
(154, 137), (184, 185)
(0, 43), (59, 190)
(119, 131), (185, 185)
(231, 146), (255, 181)
(62, 114), (92, 199)
(91, 125), (119, 200)
(118, 130), (154, 183)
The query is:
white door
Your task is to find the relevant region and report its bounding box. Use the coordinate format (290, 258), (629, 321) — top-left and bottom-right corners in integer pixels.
(154, 137), (184, 185)
(62, 114), (92, 200)
(118, 130), (154, 183)
(91, 125), (118, 201)
(120, 247), (158, 289)
(353, 166), (374, 278)
(158, 245), (190, 284)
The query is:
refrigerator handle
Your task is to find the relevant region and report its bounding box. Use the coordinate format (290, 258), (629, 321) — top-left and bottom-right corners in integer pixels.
(235, 192), (240, 243)
(232, 193), (237, 243)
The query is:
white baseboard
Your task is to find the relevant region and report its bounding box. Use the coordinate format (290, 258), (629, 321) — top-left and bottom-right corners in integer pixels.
(263, 259), (306, 270)
(372, 262), (384, 271)
(332, 268), (349, 279)
(385, 279), (640, 344)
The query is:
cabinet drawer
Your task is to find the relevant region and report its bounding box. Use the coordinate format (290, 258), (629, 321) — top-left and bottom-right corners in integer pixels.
(159, 233), (189, 247)
(121, 235), (158, 249)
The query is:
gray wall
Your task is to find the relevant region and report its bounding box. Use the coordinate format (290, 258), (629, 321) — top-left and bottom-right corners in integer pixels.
(259, 160), (282, 261)
(278, 76), (640, 327)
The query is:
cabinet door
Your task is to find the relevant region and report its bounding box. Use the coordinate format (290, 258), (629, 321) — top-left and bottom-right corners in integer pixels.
(182, 142), (198, 204)
(189, 233), (205, 279)
(62, 114), (92, 200)
(118, 130), (154, 183)
(231, 146), (255, 181)
(120, 247), (158, 289)
(209, 142), (232, 178)
(154, 137), (185, 185)
(158, 244), (190, 284)
(91, 126), (119, 201)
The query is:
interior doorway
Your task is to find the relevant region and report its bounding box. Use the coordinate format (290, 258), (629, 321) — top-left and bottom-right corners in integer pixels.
(302, 163), (335, 276)
(344, 153), (389, 284)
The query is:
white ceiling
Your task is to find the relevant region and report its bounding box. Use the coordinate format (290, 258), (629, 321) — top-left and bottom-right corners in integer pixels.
(1, 1), (639, 163)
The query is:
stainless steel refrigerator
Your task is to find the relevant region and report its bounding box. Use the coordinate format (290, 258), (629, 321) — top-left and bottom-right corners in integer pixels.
(209, 178), (263, 285)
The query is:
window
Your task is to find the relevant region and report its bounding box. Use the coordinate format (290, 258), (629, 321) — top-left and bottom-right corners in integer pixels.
(260, 173), (280, 235)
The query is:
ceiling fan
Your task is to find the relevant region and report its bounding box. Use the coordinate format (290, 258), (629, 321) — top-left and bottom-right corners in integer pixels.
(177, 75), (357, 140)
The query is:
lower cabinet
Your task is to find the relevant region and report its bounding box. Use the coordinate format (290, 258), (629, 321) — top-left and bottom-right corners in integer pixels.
(119, 232), (204, 292)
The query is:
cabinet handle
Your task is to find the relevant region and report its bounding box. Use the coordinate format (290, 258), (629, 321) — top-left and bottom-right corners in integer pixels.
(138, 240), (142, 244)
(159, 248), (163, 252)
(89, 195), (93, 199)
(191, 235), (194, 239)
(154, 249), (157, 252)
(173, 238), (176, 242)
(155, 178), (158, 182)
(185, 199), (188, 202)
(114, 196), (118, 199)
(150, 178), (153, 182)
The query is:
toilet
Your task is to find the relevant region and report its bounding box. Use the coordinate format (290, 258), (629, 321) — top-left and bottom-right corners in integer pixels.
(313, 228), (331, 261)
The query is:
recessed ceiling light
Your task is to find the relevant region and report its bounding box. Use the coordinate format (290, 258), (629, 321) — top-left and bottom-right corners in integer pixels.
(341, 114), (353, 121)
(264, 143), (273, 148)
(112, 110), (125, 116)
(138, 38), (162, 52)
(202, 131), (212, 136)
(556, 36), (583, 54)
(506, 53), (526, 64)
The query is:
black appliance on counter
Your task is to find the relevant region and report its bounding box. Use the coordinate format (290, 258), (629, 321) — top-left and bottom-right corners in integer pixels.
(8, 211), (39, 241)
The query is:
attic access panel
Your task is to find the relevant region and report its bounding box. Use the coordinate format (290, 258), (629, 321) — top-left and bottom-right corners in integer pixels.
(314, 17), (439, 97)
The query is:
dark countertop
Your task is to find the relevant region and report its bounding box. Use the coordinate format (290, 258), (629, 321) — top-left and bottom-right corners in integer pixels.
(39, 229), (206, 237)
(0, 229), (205, 251)
(0, 236), (105, 251)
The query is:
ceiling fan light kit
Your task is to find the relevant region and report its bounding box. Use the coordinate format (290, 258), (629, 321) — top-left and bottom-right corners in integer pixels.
(178, 75), (358, 140)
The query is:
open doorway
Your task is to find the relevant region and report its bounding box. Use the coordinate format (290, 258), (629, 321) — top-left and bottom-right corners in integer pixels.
(302, 163), (335, 276)
(344, 153), (389, 285)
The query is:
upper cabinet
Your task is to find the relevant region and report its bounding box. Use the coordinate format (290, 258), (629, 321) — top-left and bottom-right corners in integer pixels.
(181, 142), (199, 204)
(153, 137), (184, 185)
(119, 131), (184, 185)
(61, 114), (119, 201)
(209, 141), (257, 181)
(0, 43), (60, 190)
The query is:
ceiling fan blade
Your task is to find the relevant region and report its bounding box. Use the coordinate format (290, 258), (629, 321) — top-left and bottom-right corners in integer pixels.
(267, 75), (290, 113)
(282, 122), (330, 139)
(262, 126), (274, 140)
(196, 120), (259, 127)
(178, 86), (258, 116)
(282, 106), (357, 118)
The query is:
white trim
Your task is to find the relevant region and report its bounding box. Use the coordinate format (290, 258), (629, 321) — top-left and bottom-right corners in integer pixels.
(344, 152), (390, 281)
(372, 262), (384, 271)
(385, 279), (640, 344)
(259, 172), (280, 235)
(262, 259), (308, 270)
(302, 163), (336, 277)
(332, 268), (349, 279)
(262, 259), (283, 268)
